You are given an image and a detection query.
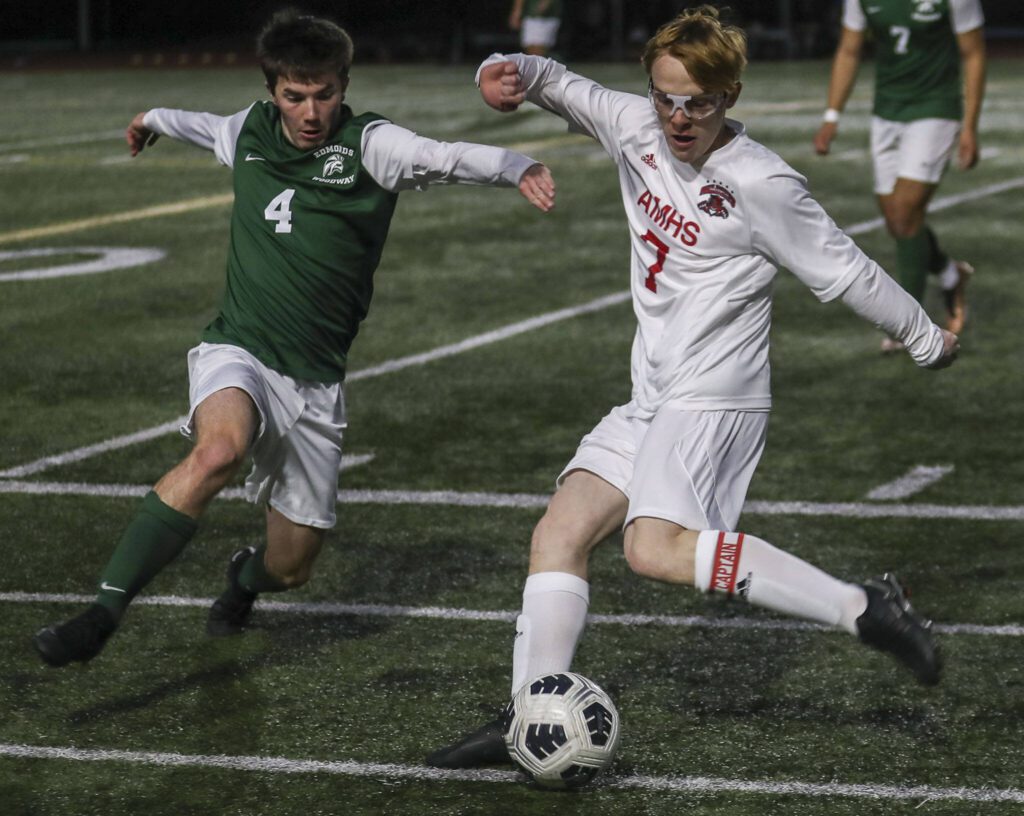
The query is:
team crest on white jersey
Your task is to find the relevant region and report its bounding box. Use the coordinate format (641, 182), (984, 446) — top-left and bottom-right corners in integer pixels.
(697, 180), (736, 219)
(323, 154), (346, 176)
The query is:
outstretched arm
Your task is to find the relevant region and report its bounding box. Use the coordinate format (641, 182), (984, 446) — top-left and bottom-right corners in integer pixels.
(748, 172), (953, 369)
(956, 27), (986, 170)
(361, 121), (555, 212)
(126, 107), (251, 167)
(813, 27), (864, 156)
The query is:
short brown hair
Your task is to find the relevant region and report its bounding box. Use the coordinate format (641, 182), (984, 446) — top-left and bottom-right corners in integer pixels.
(641, 5), (747, 94)
(257, 9), (354, 89)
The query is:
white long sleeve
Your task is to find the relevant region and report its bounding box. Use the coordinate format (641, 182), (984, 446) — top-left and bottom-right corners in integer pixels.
(360, 121), (537, 192)
(142, 106), (251, 167)
(838, 264), (945, 366)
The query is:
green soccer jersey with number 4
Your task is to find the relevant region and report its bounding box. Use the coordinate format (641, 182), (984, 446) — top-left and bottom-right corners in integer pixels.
(201, 101), (399, 383)
(857, 0), (964, 122)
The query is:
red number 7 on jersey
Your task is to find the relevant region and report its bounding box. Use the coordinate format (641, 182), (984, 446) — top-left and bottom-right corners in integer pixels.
(641, 229), (670, 293)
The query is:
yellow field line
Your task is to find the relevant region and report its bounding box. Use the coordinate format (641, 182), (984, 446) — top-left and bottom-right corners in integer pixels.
(0, 192), (234, 245)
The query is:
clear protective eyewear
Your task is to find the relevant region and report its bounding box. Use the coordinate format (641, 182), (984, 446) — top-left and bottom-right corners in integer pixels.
(648, 80), (725, 121)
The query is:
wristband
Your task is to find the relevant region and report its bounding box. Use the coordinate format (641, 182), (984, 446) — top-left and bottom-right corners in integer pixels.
(823, 108), (841, 124)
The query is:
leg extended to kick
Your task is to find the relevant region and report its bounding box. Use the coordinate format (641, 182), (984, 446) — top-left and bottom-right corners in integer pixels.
(624, 519), (940, 685)
(33, 387), (259, 667)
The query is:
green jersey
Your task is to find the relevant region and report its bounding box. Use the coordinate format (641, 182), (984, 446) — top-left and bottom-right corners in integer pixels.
(848, 0), (982, 122)
(201, 102), (398, 382)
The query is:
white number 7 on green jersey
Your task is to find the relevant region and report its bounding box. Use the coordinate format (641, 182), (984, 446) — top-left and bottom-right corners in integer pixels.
(264, 188), (296, 234)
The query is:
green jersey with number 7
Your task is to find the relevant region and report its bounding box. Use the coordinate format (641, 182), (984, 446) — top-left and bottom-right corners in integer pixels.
(849, 0), (982, 122)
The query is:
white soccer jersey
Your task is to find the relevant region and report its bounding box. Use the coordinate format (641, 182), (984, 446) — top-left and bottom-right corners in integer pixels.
(143, 106), (537, 191)
(481, 54), (944, 418)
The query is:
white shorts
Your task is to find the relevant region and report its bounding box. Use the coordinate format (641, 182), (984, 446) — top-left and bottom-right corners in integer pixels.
(181, 343), (347, 529)
(557, 405), (768, 531)
(521, 17), (560, 49)
(870, 116), (959, 195)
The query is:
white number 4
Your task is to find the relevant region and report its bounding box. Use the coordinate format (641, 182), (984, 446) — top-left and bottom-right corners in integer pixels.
(890, 25), (910, 55)
(264, 188), (295, 234)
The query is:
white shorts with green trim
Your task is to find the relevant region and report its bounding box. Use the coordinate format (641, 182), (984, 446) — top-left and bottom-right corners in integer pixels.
(180, 342), (347, 529)
(870, 116), (959, 195)
(557, 405), (768, 532)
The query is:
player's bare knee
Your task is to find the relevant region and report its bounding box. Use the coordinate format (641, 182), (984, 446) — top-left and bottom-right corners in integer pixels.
(530, 514), (590, 565)
(266, 558), (313, 588)
(623, 536), (664, 580)
(189, 438), (246, 483)
(883, 204), (925, 239)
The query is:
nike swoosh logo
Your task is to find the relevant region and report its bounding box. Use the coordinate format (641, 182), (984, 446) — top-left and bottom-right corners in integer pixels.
(100, 582), (126, 593)
(245, 153), (265, 162)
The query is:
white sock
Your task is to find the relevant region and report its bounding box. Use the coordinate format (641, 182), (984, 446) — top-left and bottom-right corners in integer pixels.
(510, 571), (590, 696)
(938, 258), (959, 290)
(694, 530), (868, 634)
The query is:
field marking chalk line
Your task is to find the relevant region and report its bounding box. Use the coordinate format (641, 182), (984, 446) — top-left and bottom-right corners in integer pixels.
(0, 743), (1021, 803)
(866, 465), (955, 500)
(0, 591), (1020, 637)
(2, 479), (1021, 522)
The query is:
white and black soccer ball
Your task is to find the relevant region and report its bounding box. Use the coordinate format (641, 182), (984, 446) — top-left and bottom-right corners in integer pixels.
(502, 672), (620, 790)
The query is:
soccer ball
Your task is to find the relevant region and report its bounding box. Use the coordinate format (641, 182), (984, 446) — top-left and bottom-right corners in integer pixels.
(503, 672), (620, 790)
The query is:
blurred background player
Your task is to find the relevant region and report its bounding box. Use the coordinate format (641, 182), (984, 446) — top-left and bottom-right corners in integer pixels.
(32, 9), (555, 667)
(509, 0), (562, 56)
(427, 5), (958, 769)
(814, 0), (986, 352)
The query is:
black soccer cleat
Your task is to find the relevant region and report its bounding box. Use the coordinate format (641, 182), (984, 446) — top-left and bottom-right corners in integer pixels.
(207, 547), (259, 637)
(33, 603), (117, 667)
(425, 717), (512, 768)
(856, 573), (941, 686)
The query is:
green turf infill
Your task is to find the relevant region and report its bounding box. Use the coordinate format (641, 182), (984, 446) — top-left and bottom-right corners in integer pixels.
(3, 592), (1021, 637)
(1, 743), (1021, 804)
(3, 480), (1023, 521)
(0, 291), (631, 479)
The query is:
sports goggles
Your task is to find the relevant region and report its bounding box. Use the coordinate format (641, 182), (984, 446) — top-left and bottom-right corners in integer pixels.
(648, 80), (725, 120)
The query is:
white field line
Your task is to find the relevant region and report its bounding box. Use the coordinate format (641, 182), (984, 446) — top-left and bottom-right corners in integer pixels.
(0, 591), (1020, 637)
(843, 175), (1024, 236)
(0, 129), (124, 154)
(3, 479), (1023, 522)
(0, 291), (630, 479)
(866, 465), (955, 500)
(0, 743), (1021, 803)
(1, 175), (1021, 475)
(0, 193), (234, 246)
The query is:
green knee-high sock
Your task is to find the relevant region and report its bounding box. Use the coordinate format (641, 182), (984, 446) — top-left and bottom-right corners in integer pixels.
(96, 491), (198, 622)
(237, 544), (288, 594)
(895, 229), (932, 303)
